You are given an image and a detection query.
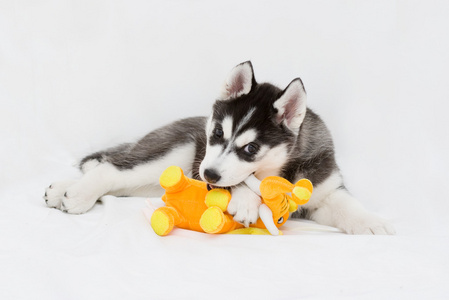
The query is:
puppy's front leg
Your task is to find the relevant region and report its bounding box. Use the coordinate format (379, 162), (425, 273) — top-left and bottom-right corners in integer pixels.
(310, 188), (396, 235)
(227, 184), (261, 227)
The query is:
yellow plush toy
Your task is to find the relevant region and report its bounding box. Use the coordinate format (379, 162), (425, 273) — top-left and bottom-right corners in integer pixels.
(147, 166), (313, 236)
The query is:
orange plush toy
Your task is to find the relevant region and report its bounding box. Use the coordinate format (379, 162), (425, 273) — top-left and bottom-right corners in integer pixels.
(146, 166), (313, 236)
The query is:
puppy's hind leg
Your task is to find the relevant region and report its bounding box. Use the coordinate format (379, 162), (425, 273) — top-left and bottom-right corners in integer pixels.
(45, 117), (206, 214)
(59, 162), (121, 214)
(59, 142), (197, 214)
(44, 180), (78, 209)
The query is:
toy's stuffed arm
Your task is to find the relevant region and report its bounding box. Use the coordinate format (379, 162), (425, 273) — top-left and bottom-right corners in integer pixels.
(244, 175), (280, 236)
(244, 175), (261, 196)
(258, 203), (281, 236)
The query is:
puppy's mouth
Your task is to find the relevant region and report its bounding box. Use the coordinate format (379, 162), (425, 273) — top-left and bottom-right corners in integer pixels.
(207, 184), (231, 191)
(204, 172), (256, 191)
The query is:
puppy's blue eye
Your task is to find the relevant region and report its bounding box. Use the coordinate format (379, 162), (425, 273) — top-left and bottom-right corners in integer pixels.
(214, 128), (223, 139)
(243, 143), (258, 155)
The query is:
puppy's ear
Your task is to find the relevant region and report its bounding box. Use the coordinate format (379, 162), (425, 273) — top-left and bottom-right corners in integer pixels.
(220, 61), (256, 100)
(273, 78), (307, 133)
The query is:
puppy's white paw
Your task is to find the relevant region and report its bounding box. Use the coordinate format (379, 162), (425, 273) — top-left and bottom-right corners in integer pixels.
(340, 213), (396, 235)
(44, 180), (77, 209)
(60, 184), (100, 214)
(227, 185), (261, 227)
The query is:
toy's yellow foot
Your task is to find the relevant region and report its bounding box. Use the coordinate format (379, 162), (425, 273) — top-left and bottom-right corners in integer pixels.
(159, 166), (187, 192)
(205, 189), (231, 211)
(200, 206), (227, 234)
(151, 209), (175, 236)
(292, 179), (313, 205)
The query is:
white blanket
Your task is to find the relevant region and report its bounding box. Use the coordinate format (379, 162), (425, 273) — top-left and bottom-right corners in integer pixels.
(1, 179), (448, 299)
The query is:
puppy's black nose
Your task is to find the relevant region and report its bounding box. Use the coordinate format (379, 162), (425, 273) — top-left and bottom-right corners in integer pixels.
(204, 169), (221, 184)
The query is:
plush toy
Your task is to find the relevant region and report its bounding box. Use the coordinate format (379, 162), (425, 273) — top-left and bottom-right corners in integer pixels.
(146, 166), (313, 236)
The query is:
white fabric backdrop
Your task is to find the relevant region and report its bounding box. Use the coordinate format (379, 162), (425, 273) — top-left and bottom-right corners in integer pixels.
(1, 0), (448, 299)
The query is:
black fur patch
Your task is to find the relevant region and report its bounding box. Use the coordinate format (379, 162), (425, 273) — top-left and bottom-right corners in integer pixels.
(210, 83), (298, 161)
(79, 117), (207, 171)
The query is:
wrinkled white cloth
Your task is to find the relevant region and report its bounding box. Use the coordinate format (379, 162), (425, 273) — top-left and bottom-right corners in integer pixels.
(1, 181), (448, 299)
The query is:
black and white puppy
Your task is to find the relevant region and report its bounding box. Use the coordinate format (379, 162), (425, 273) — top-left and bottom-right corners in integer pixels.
(44, 61), (395, 234)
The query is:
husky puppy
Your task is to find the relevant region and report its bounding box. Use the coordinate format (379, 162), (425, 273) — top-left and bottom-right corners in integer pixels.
(44, 61), (394, 234)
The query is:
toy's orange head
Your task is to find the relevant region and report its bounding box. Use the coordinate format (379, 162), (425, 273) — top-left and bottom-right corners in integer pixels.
(263, 193), (290, 228)
(259, 176), (313, 228)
